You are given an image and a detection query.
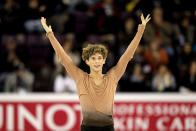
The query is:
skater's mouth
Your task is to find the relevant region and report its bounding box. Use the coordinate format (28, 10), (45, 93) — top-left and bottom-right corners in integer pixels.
(94, 65), (101, 68)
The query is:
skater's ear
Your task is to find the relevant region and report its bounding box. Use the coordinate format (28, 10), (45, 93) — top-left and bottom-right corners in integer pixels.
(85, 59), (90, 66)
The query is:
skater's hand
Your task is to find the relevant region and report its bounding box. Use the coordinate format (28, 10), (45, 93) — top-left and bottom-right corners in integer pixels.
(41, 17), (52, 33)
(140, 14), (151, 26)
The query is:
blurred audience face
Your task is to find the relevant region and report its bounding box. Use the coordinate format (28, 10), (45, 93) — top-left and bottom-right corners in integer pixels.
(65, 33), (75, 43)
(4, 0), (14, 10)
(63, 41), (73, 52)
(135, 45), (143, 54)
(133, 64), (142, 76)
(181, 17), (190, 28)
(150, 40), (159, 51)
(152, 7), (163, 26)
(104, 0), (113, 5)
(6, 41), (17, 52)
(183, 42), (191, 54)
(190, 61), (196, 75)
(125, 18), (135, 33)
(28, 0), (39, 9)
(158, 64), (168, 76)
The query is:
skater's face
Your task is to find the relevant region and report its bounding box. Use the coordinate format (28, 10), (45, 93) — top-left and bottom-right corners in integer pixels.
(86, 53), (106, 72)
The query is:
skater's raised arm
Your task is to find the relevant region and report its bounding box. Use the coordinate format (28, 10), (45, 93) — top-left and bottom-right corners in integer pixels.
(41, 17), (83, 83)
(110, 14), (151, 82)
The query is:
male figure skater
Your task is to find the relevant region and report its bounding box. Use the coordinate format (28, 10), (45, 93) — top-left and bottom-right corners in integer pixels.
(41, 14), (150, 131)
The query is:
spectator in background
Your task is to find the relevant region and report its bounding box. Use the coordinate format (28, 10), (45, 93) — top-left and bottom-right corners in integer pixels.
(131, 45), (153, 88)
(143, 7), (173, 47)
(48, 1), (74, 34)
(24, 0), (47, 33)
(152, 64), (176, 92)
(33, 65), (53, 92)
(178, 42), (195, 71)
(4, 65), (34, 93)
(129, 63), (147, 92)
(144, 40), (168, 72)
(143, 7), (175, 68)
(118, 14), (137, 47)
(174, 12), (195, 46)
(118, 14), (137, 57)
(131, 45), (145, 64)
(0, 39), (34, 92)
(88, 0), (121, 34)
(54, 67), (77, 93)
(0, 0), (23, 33)
(63, 0), (100, 12)
(175, 41), (195, 86)
(182, 60), (196, 92)
(0, 39), (24, 72)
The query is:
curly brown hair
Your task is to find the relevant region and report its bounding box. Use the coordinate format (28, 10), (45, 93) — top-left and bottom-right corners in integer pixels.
(82, 44), (108, 61)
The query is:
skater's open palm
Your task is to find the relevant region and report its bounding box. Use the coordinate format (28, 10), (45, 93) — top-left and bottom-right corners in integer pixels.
(41, 17), (52, 33)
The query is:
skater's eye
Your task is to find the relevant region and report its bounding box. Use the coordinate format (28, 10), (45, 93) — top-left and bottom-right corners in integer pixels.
(92, 57), (95, 60)
(98, 56), (102, 60)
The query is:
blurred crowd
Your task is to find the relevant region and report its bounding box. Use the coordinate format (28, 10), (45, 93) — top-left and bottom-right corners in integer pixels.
(0, 0), (196, 93)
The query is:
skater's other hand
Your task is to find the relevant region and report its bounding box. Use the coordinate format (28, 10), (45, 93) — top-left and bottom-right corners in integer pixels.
(41, 17), (52, 33)
(140, 14), (151, 26)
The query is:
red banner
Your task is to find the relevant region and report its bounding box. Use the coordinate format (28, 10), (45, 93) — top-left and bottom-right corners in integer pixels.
(0, 102), (81, 131)
(0, 93), (196, 131)
(113, 102), (196, 131)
